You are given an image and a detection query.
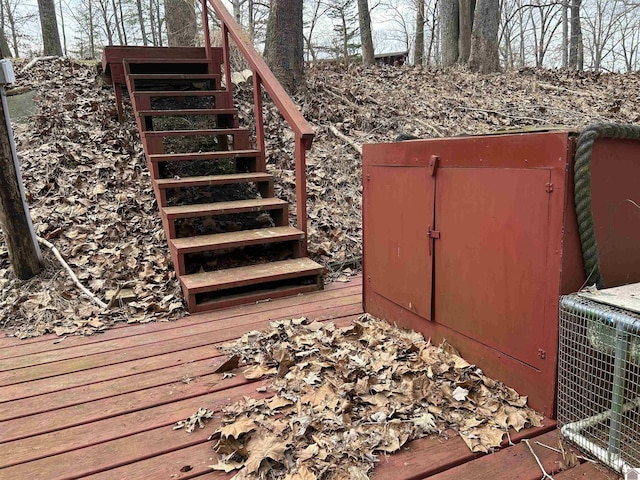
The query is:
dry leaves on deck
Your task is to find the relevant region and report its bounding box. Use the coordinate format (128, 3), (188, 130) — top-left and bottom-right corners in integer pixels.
(199, 314), (543, 479)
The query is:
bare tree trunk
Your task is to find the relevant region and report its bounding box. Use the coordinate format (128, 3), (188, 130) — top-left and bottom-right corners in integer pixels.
(0, 30), (10, 58)
(248, 0), (255, 40)
(458, 0), (474, 63)
(232, 0), (242, 24)
(111, 0), (124, 44)
(165, 0), (196, 46)
(441, 0), (459, 66)
(88, 0), (95, 57)
(357, 0), (374, 65)
(97, 0), (114, 45)
(149, 0), (157, 45)
(414, 0), (425, 66)
(264, 0), (304, 95)
(4, 0), (18, 57)
(58, 0), (67, 55)
(0, 3), (11, 58)
(561, 0), (568, 68)
(37, 0), (63, 55)
(155, 0), (163, 46)
(119, 0), (128, 44)
(136, 0), (148, 45)
(569, 0), (582, 69)
(341, 12), (349, 64)
(0, 88), (43, 280)
(469, 0), (499, 73)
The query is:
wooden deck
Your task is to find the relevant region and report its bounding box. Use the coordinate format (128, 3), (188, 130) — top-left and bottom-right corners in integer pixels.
(0, 276), (621, 479)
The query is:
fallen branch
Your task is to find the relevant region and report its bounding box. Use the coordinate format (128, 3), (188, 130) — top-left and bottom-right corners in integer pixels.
(105, 281), (135, 309)
(5, 86), (31, 96)
(324, 86), (361, 110)
(538, 82), (592, 97)
(328, 125), (362, 155)
(413, 117), (446, 137)
(454, 106), (546, 123)
(21, 56), (58, 74)
(37, 236), (108, 309)
(523, 439), (554, 480)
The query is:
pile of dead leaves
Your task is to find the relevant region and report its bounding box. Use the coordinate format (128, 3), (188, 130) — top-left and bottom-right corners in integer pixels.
(0, 58), (184, 337)
(186, 314), (542, 479)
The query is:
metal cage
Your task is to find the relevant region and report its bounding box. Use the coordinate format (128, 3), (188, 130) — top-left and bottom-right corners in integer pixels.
(558, 294), (640, 473)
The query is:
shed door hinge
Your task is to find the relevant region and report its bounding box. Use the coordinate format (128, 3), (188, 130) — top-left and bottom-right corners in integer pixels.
(428, 225), (440, 256)
(366, 173), (370, 181)
(429, 155), (440, 176)
(538, 349), (546, 359)
(545, 182), (553, 193)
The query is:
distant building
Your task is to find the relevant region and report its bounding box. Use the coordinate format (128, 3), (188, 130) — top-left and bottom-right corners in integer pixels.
(626, 468), (640, 480)
(374, 51), (409, 66)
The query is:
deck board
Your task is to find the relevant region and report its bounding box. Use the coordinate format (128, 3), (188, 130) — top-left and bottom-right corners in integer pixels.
(0, 276), (616, 480)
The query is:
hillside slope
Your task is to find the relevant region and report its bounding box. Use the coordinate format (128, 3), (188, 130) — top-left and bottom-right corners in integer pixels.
(2, 58), (639, 337)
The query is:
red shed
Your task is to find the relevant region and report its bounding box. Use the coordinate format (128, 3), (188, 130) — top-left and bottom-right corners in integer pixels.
(362, 130), (640, 418)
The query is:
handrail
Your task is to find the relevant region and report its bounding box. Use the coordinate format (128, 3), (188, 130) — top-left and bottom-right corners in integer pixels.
(207, 0), (315, 144)
(201, 0), (314, 247)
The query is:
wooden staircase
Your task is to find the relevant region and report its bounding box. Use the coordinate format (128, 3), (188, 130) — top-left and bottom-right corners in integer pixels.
(102, 6), (323, 313)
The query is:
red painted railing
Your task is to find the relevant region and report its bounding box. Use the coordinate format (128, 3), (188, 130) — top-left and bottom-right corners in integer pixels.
(202, 0), (314, 254)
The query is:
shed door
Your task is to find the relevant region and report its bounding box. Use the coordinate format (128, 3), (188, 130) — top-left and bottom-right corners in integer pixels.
(365, 165), (435, 319)
(434, 168), (552, 367)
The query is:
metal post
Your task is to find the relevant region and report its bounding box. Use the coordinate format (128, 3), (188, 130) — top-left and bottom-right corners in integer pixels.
(608, 322), (630, 458)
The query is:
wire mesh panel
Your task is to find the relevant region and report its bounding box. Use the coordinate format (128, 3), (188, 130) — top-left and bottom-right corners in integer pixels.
(558, 294), (640, 473)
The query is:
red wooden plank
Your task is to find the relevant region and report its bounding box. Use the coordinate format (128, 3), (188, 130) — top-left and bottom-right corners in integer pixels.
(0, 355), (220, 422)
(81, 420), (557, 480)
(82, 442), (225, 480)
(373, 420), (557, 479)
(0, 313), (360, 420)
(0, 300), (362, 387)
(0, 276), (362, 354)
(0, 387), (267, 479)
(0, 359), (233, 443)
(0, 292), (361, 371)
(425, 430), (563, 479)
(0, 318), (359, 442)
(553, 462), (621, 480)
(0, 305), (361, 402)
(0, 380), (270, 470)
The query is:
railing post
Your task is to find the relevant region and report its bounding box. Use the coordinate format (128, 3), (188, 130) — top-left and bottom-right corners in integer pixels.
(295, 137), (308, 256)
(222, 25), (233, 93)
(201, 0), (211, 61)
(253, 73), (266, 171)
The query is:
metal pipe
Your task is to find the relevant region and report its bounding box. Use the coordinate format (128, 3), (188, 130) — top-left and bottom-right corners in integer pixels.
(562, 295), (640, 335)
(560, 423), (631, 473)
(608, 322), (630, 457)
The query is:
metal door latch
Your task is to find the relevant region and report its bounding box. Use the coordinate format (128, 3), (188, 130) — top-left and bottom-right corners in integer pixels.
(428, 225), (440, 255)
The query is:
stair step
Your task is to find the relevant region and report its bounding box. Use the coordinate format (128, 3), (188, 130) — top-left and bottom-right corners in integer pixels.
(124, 58), (212, 65)
(142, 128), (248, 138)
(170, 226), (304, 255)
(155, 172), (272, 189)
(192, 283), (321, 313)
(128, 73), (220, 81)
(148, 149), (262, 163)
(180, 258), (323, 294)
(163, 198), (287, 220)
(137, 108), (236, 117)
(133, 90), (227, 98)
